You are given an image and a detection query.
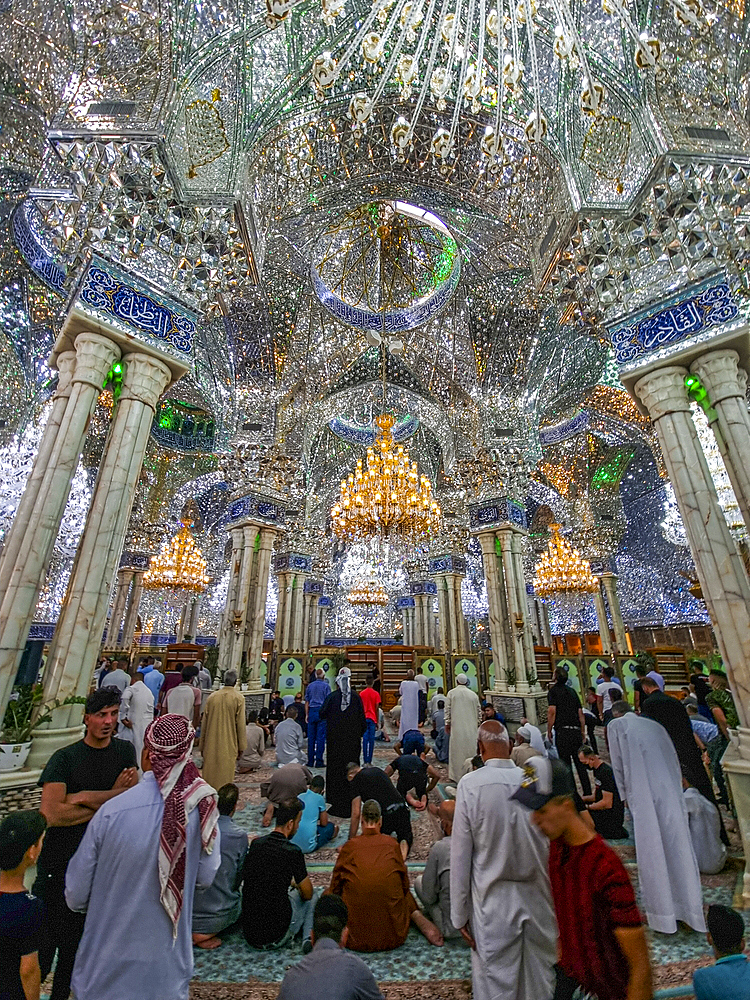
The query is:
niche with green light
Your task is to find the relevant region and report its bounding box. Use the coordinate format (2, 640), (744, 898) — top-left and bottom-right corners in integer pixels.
(684, 373), (716, 419)
(103, 361), (125, 401)
(151, 399), (215, 452)
(591, 448), (635, 491)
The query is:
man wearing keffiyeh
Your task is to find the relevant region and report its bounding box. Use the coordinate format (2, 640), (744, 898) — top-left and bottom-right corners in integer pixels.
(65, 715), (222, 1000)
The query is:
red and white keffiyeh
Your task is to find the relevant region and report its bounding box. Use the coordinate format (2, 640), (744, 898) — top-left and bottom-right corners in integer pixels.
(144, 714), (219, 936)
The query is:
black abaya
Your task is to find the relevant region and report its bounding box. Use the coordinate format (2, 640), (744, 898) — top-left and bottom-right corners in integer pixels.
(320, 689), (366, 817)
(642, 690), (729, 845)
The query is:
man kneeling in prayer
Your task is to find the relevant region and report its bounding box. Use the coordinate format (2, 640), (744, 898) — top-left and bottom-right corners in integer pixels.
(328, 798), (443, 951)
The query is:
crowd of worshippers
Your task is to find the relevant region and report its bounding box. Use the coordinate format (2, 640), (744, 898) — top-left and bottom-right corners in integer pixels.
(1, 657), (748, 1000)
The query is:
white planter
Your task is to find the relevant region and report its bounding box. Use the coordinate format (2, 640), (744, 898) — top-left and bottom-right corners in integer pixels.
(0, 741), (32, 771)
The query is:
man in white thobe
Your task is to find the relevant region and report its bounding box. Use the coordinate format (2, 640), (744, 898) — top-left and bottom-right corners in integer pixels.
(398, 670), (420, 740)
(66, 714), (220, 1000)
(608, 703), (706, 934)
(684, 784), (727, 874)
(444, 674), (482, 783)
(451, 721), (556, 1000)
(119, 671), (155, 772)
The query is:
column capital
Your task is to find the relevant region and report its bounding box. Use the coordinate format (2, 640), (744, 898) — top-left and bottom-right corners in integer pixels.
(53, 351), (77, 400)
(691, 349), (745, 407)
(634, 365), (690, 421)
(72, 331), (121, 390)
(120, 353), (171, 411)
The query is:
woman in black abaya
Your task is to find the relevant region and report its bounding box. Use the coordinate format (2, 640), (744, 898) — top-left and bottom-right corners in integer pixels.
(320, 666), (366, 817)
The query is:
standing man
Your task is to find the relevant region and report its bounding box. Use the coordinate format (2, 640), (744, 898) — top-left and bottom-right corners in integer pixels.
(359, 675), (381, 765)
(118, 669), (155, 770)
(451, 721), (556, 1000)
(305, 667), (331, 768)
(397, 670), (420, 740)
(196, 660), (212, 691)
(547, 667), (592, 796)
(444, 674), (481, 784)
(34, 688), (138, 1000)
(608, 701), (705, 934)
(166, 666), (202, 729)
(200, 669), (247, 790)
(415, 666), (429, 725)
(99, 658), (131, 695)
(140, 658), (164, 707)
(517, 756), (653, 1000)
(65, 715), (221, 1000)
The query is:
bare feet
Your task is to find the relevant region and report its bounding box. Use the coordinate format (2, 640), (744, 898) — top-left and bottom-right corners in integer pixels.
(411, 910), (444, 946)
(415, 796), (428, 812)
(262, 803), (274, 827)
(400, 840), (409, 861)
(333, 824), (340, 837)
(192, 933), (222, 950)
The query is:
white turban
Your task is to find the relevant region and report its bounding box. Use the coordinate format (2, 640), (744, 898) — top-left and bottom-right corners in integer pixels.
(518, 723), (546, 756)
(456, 673), (468, 685)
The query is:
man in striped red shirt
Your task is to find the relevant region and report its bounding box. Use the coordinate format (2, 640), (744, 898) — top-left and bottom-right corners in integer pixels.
(513, 757), (653, 1000)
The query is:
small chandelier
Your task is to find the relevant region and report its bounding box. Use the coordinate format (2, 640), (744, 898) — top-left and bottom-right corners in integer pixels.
(331, 413), (441, 543)
(347, 580), (389, 606)
(533, 524), (599, 599)
(143, 522), (210, 595)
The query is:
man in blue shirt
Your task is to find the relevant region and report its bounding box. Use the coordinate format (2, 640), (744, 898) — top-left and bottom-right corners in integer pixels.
(305, 669), (331, 768)
(694, 904), (750, 1000)
(139, 658), (164, 708)
(291, 775), (338, 853)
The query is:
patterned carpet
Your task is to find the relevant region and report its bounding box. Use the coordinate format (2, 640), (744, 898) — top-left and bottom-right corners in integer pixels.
(185, 725), (748, 999)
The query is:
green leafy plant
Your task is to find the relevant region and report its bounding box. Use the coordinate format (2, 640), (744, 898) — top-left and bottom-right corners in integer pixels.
(504, 664), (517, 688)
(634, 650), (656, 672)
(525, 667), (538, 687)
(2, 686), (55, 743)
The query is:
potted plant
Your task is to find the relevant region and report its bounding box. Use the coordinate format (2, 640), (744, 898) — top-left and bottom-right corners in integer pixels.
(0, 685), (54, 772)
(504, 664), (517, 691)
(525, 667), (538, 689)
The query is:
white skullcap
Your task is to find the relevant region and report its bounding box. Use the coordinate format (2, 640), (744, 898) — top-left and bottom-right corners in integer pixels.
(517, 724), (532, 742)
(456, 673), (468, 685)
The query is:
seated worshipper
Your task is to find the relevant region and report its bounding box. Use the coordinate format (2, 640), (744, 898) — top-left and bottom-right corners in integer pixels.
(433, 707), (449, 764)
(166, 665), (201, 728)
(414, 801), (461, 940)
(481, 702), (506, 725)
(275, 705), (306, 766)
(389, 700), (402, 730)
(430, 693), (446, 738)
(192, 783), (249, 949)
(596, 666), (624, 727)
(238, 710), (266, 773)
(511, 724), (545, 767)
(65, 715), (221, 1000)
(693, 904), (750, 1000)
(292, 775), (339, 853)
(684, 780), (727, 875)
(516, 757), (653, 1000)
(347, 763), (413, 859)
(385, 742), (439, 811)
(578, 743), (628, 839)
(687, 703), (719, 746)
(393, 728), (425, 757)
(268, 690), (285, 740)
(329, 799), (443, 951)
(262, 762), (311, 827)
(278, 894), (384, 1000)
(242, 797), (319, 952)
(0, 810), (47, 1000)
(293, 693), (307, 737)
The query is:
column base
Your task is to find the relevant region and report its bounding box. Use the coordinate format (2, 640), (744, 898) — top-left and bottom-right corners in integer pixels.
(722, 735), (750, 908)
(26, 725), (85, 770)
(737, 727), (750, 762)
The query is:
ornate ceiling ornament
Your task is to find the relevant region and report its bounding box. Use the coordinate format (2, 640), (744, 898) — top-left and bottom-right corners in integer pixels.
(533, 523), (599, 599)
(185, 90), (230, 178)
(142, 521), (210, 594)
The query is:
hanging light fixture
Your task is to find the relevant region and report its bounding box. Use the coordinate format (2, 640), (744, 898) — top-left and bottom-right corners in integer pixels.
(142, 522), (210, 595)
(347, 579), (389, 606)
(533, 524), (599, 599)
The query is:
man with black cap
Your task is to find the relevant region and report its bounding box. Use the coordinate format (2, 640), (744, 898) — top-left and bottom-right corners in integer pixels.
(513, 756), (653, 1000)
(693, 904), (750, 999)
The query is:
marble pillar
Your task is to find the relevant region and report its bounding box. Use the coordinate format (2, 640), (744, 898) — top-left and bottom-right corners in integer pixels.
(600, 573), (628, 655)
(539, 600), (552, 648)
(691, 349), (750, 538)
(228, 525), (258, 677)
(187, 596), (201, 639)
(476, 530), (510, 691)
(43, 353), (172, 702)
(0, 333), (120, 720)
(245, 528), (275, 690)
(121, 571), (144, 647)
(635, 366), (750, 728)
(497, 529), (529, 693)
(510, 530), (536, 685)
(593, 585), (613, 655)
(218, 528), (244, 674)
(274, 571), (291, 653)
(108, 569), (132, 647)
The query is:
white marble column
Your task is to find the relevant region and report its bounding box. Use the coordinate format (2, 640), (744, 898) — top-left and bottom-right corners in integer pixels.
(218, 528), (245, 673)
(635, 365), (750, 728)
(593, 584), (613, 655)
(187, 596), (201, 639)
(538, 600), (552, 648)
(497, 528), (529, 691)
(476, 530), (510, 691)
(274, 571), (291, 653)
(42, 352), (172, 702)
(600, 572), (628, 655)
(0, 333), (120, 719)
(691, 349), (750, 538)
(228, 524), (258, 677)
(246, 528), (275, 690)
(434, 577), (449, 653)
(510, 529), (536, 684)
(0, 351), (76, 599)
(121, 571), (144, 647)
(315, 602), (326, 646)
(108, 569), (132, 647)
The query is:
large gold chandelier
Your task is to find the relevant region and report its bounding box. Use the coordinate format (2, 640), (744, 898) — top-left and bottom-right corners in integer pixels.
(533, 524), (599, 599)
(143, 522), (210, 594)
(347, 580), (389, 606)
(331, 413), (441, 543)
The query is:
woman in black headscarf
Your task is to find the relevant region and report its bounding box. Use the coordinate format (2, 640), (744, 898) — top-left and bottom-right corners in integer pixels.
(320, 665), (366, 817)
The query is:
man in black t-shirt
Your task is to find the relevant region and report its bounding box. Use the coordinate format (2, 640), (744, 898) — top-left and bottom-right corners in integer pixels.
(578, 744), (627, 839)
(385, 751), (439, 810)
(546, 668), (592, 796)
(34, 687), (138, 1000)
(347, 763), (413, 858)
(242, 798), (318, 951)
(0, 810), (47, 1000)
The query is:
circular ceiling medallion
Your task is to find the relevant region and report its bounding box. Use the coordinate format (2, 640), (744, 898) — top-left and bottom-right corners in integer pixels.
(311, 200), (460, 334)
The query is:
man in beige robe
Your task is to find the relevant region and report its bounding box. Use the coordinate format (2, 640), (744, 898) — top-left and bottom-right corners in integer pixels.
(199, 669), (247, 789)
(444, 674), (481, 783)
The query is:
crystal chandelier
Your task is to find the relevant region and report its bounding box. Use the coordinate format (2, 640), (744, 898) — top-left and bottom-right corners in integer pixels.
(347, 579), (390, 606)
(142, 522), (210, 595)
(533, 524), (599, 600)
(331, 412), (441, 543)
